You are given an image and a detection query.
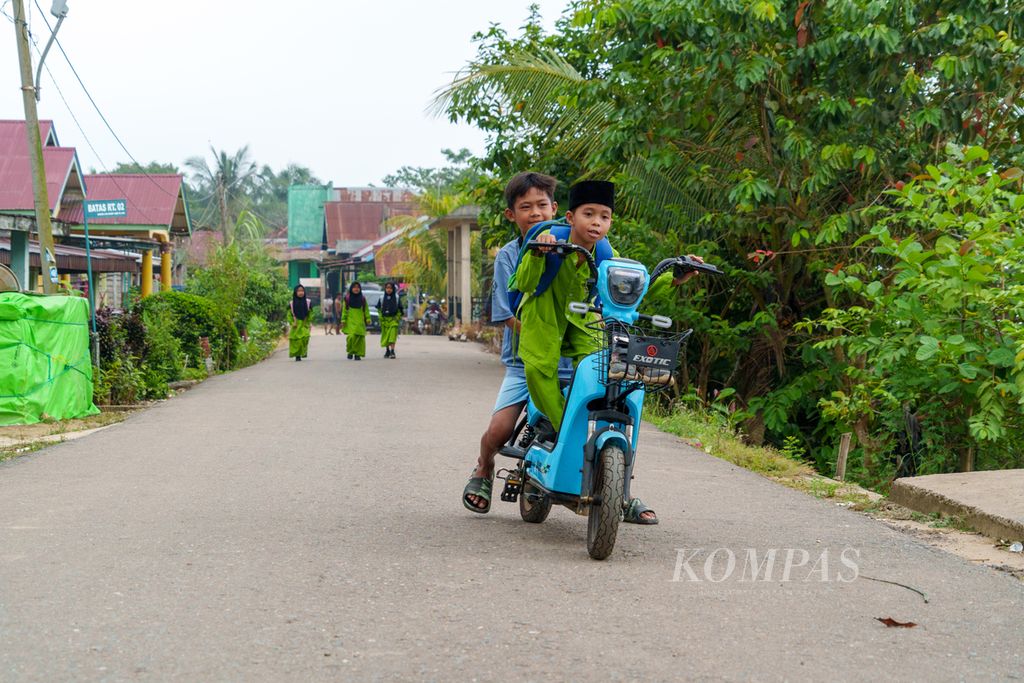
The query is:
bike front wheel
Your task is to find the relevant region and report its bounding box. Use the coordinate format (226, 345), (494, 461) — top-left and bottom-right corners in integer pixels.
(586, 444), (625, 560)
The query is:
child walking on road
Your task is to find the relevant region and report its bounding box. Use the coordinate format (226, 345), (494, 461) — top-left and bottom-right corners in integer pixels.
(342, 281), (369, 361)
(378, 282), (402, 358)
(288, 284), (312, 361)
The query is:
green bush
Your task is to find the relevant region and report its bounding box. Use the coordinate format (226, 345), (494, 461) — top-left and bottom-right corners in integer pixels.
(140, 306), (183, 388)
(93, 356), (145, 405)
(136, 291), (238, 370)
(181, 367), (208, 382)
(235, 316), (284, 368)
(810, 148), (1024, 475)
(95, 307), (146, 364)
(186, 242), (291, 333)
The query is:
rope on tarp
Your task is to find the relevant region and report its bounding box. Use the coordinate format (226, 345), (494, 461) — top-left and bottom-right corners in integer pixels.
(0, 305), (94, 397)
(20, 317), (88, 327)
(0, 333), (93, 400)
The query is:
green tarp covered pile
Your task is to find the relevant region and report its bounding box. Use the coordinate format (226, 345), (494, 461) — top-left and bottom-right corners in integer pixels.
(0, 292), (99, 425)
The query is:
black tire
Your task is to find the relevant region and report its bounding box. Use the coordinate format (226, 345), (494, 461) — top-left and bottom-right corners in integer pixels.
(587, 444), (626, 560)
(519, 480), (552, 523)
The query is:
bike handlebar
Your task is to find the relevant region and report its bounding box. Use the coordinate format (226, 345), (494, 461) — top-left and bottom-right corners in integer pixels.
(525, 240), (599, 287)
(526, 241), (723, 297)
(650, 255), (724, 283)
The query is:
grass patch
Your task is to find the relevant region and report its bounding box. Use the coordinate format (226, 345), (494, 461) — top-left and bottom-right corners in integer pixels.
(910, 511), (974, 532)
(0, 410), (128, 443)
(648, 404), (875, 507)
(647, 405), (809, 478)
(0, 410), (131, 465)
(0, 440), (52, 464)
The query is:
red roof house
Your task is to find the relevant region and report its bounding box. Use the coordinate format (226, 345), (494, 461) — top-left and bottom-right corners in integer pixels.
(0, 119), (84, 223)
(323, 187), (419, 254)
(59, 174), (191, 237)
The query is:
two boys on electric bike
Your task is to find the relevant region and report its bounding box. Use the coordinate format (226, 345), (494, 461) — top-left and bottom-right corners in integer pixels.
(463, 173), (704, 521)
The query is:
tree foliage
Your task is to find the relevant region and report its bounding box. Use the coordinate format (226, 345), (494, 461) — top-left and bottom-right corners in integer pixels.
(184, 148), (321, 241)
(378, 153), (485, 299)
(186, 240), (290, 335)
(810, 148), (1024, 473)
(382, 148), (480, 193)
(442, 0), (1024, 479)
(185, 146), (260, 243)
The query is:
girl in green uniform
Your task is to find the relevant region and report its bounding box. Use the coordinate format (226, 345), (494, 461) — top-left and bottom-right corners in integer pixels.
(342, 281), (368, 360)
(377, 282), (401, 358)
(288, 285), (312, 361)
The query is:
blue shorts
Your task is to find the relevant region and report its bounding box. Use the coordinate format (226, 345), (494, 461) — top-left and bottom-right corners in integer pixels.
(493, 368), (530, 413)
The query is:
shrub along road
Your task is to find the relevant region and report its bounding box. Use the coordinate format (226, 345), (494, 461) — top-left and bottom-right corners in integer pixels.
(0, 333), (1020, 680)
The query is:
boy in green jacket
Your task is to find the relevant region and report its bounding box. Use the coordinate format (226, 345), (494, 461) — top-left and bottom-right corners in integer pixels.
(514, 180), (700, 432)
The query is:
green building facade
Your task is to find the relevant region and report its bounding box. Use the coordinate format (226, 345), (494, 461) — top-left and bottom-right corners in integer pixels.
(286, 184), (331, 288)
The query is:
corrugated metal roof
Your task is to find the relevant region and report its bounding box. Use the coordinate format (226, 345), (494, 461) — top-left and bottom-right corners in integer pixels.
(59, 174), (190, 234)
(0, 237), (139, 273)
(0, 120), (57, 156)
(323, 194), (419, 252)
(334, 187), (416, 203)
(185, 229), (223, 266)
(350, 225), (413, 260)
(0, 146), (80, 213)
(0, 120), (83, 216)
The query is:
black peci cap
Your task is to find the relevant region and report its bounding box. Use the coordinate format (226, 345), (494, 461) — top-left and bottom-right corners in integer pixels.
(568, 180), (615, 212)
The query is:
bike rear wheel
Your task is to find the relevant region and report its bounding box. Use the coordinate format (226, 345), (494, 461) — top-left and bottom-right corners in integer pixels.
(519, 480), (552, 523)
(587, 444), (625, 560)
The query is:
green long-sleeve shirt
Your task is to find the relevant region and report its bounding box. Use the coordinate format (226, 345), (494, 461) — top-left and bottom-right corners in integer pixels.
(342, 302), (368, 335)
(512, 234), (676, 376)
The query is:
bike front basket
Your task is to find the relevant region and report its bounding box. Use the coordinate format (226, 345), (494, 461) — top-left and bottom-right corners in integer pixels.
(591, 321), (691, 393)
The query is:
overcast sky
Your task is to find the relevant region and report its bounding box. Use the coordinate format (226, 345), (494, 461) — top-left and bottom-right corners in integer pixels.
(1, 0), (568, 186)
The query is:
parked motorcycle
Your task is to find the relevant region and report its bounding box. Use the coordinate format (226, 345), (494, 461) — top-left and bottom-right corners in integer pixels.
(422, 302), (446, 335)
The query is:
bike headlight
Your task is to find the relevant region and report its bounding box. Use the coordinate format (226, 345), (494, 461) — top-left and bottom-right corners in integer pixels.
(606, 267), (646, 306)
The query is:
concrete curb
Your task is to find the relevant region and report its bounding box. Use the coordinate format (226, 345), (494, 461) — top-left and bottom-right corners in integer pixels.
(890, 472), (1024, 542)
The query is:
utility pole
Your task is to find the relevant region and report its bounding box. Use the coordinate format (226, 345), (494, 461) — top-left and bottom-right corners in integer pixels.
(12, 0), (60, 294)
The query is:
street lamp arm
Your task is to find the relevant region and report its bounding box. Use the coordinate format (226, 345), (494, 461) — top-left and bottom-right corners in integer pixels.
(33, 11), (66, 101)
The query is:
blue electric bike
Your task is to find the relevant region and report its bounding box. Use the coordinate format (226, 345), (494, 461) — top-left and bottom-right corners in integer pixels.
(497, 242), (722, 559)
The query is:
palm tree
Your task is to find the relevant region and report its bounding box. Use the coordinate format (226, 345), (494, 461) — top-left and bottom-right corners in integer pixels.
(379, 215), (448, 297)
(185, 146), (259, 243)
(377, 189), (485, 300)
(433, 49), (616, 174)
(432, 46), (764, 410)
(433, 48), (742, 230)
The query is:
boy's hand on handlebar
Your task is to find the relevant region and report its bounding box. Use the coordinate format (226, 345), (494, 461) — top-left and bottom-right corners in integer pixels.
(533, 232), (558, 254)
(672, 254), (705, 285)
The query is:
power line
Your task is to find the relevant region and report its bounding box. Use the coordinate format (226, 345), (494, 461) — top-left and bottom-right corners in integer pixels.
(32, 0), (179, 200)
(12, 6), (236, 234)
(7, 3), (182, 235)
(29, 41), (165, 226)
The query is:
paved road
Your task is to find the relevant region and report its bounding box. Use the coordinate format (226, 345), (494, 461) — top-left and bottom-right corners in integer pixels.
(1, 333), (1021, 681)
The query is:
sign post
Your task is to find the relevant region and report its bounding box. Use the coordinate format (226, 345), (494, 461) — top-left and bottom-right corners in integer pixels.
(82, 199), (126, 343)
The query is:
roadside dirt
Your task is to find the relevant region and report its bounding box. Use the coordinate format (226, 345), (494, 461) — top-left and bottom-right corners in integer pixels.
(865, 501), (1024, 581)
(0, 410), (129, 450)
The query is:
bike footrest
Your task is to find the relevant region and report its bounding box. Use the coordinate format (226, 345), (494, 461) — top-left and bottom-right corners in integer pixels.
(496, 467), (522, 502)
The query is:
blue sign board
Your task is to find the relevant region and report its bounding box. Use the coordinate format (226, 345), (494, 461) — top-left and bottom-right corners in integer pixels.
(83, 199), (128, 219)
